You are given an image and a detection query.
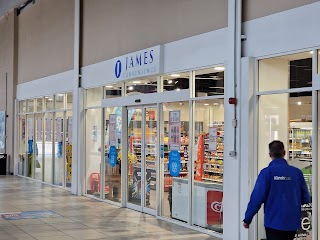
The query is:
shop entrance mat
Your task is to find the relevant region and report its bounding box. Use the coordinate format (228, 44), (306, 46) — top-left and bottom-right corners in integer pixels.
(0, 211), (61, 220)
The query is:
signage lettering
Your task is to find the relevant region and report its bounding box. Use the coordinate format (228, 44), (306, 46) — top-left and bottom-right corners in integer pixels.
(114, 46), (161, 81)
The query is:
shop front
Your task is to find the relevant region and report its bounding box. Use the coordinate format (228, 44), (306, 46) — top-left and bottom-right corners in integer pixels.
(82, 45), (226, 236)
(17, 92), (73, 189)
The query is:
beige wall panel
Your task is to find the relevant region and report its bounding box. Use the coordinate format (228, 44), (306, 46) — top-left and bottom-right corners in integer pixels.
(243, 0), (319, 21)
(0, 9), (17, 173)
(82, 0), (228, 66)
(18, 0), (74, 84)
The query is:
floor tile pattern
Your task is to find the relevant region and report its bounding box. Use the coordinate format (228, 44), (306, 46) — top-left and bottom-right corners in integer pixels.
(0, 176), (221, 240)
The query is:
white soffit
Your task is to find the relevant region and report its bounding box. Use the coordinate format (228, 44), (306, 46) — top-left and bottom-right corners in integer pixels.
(16, 70), (74, 100)
(243, 2), (320, 58)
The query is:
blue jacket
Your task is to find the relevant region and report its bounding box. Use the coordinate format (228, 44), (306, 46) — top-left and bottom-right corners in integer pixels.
(244, 158), (311, 231)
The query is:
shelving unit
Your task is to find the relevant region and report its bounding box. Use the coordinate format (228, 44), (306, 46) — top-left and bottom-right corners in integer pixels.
(289, 125), (312, 162)
(202, 122), (224, 184)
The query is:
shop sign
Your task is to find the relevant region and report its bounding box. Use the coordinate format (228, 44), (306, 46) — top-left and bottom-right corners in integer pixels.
(109, 146), (117, 167)
(109, 114), (117, 146)
(294, 203), (312, 240)
(169, 110), (181, 151)
(113, 46), (162, 81)
(207, 190), (223, 225)
(169, 150), (181, 177)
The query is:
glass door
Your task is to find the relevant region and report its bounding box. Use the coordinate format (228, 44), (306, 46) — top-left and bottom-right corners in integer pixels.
(127, 106), (157, 215)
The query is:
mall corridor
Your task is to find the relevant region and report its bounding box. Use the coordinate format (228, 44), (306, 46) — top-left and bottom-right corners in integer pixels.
(0, 176), (219, 240)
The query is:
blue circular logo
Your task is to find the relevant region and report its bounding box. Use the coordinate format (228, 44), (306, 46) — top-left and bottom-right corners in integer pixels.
(169, 150), (181, 177)
(115, 60), (122, 78)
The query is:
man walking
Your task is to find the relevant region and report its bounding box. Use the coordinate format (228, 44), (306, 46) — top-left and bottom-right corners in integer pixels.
(243, 140), (311, 240)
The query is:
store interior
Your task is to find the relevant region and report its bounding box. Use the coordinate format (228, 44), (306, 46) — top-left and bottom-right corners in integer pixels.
(258, 52), (313, 239)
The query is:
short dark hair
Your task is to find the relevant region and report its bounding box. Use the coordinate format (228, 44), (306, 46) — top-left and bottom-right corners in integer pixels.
(269, 140), (285, 158)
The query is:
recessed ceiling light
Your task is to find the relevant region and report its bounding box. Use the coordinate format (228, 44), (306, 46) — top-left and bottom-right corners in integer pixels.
(309, 51), (314, 54)
(105, 85), (113, 88)
(176, 88), (181, 91)
(214, 66), (225, 71)
(171, 74), (181, 77)
(168, 80), (173, 84)
(133, 81), (141, 84)
(128, 86), (134, 91)
(297, 101), (302, 105)
(204, 103), (209, 106)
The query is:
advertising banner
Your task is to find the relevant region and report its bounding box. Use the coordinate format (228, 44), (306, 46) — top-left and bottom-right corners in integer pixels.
(207, 190), (223, 225)
(36, 118), (42, 140)
(169, 111), (181, 151)
(109, 114), (117, 147)
(208, 127), (217, 151)
(294, 203), (312, 240)
(45, 118), (51, 141)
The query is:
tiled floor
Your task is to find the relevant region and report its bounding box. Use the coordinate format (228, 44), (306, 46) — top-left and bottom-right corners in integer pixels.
(0, 176), (221, 240)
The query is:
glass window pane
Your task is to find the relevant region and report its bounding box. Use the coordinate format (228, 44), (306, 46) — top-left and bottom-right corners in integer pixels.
(26, 115), (34, 178)
(105, 83), (122, 98)
(86, 87), (102, 108)
(192, 99), (224, 233)
(104, 107), (122, 203)
(44, 113), (53, 183)
(27, 99), (34, 113)
(86, 109), (102, 197)
(162, 72), (189, 92)
(55, 93), (64, 110)
(35, 114), (43, 181)
(66, 111), (73, 188)
(258, 92), (312, 239)
(161, 102), (189, 221)
(125, 78), (157, 95)
(66, 92), (73, 109)
(45, 96), (54, 111)
(19, 101), (26, 114)
(195, 67), (224, 97)
(36, 98), (43, 112)
(259, 52), (312, 92)
(54, 112), (64, 186)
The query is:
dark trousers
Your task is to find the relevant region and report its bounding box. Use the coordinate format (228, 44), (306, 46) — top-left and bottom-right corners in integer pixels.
(265, 227), (296, 240)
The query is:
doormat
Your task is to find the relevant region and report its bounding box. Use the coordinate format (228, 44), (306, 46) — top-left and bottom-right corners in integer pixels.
(0, 211), (61, 220)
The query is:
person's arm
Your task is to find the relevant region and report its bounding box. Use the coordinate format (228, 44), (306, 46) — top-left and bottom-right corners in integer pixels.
(244, 168), (270, 226)
(300, 171), (311, 204)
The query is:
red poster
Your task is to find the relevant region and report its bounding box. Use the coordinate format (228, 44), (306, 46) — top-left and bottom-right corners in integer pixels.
(207, 190), (223, 225)
(149, 111), (155, 120)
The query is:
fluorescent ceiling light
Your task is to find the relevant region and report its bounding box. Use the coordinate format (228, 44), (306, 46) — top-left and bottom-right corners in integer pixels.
(45, 97), (49, 99)
(204, 103), (209, 106)
(128, 86), (134, 90)
(171, 74), (180, 77)
(213, 103), (219, 106)
(168, 80), (173, 84)
(214, 66), (225, 71)
(48, 98), (53, 101)
(105, 85), (113, 88)
(297, 101), (302, 105)
(133, 81), (141, 84)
